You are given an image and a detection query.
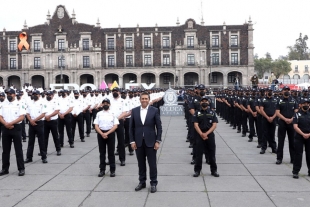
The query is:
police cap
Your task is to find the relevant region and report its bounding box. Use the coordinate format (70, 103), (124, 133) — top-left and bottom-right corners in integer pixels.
(300, 98), (310, 104)
(102, 98), (110, 104)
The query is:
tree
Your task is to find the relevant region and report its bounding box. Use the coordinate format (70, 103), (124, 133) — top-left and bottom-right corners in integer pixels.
(271, 59), (291, 79)
(287, 33), (309, 60)
(254, 57), (272, 79)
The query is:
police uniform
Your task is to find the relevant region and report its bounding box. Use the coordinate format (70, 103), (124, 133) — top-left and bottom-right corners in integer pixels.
(94, 98), (119, 177)
(192, 96), (219, 177)
(0, 89), (26, 176)
(72, 91), (85, 141)
(25, 90), (48, 163)
(81, 91), (91, 137)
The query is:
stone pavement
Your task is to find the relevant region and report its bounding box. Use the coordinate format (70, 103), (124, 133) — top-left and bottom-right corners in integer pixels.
(1, 116), (310, 207)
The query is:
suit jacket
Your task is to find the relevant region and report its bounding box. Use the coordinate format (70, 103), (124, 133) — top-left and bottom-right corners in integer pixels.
(129, 106), (162, 148)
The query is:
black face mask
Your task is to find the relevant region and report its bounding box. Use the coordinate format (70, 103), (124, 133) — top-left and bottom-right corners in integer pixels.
(267, 92), (272, 96)
(121, 95), (126, 99)
(113, 92), (119, 98)
(33, 95), (39, 101)
(201, 103), (209, 108)
(134, 94), (137, 97)
(302, 106), (309, 111)
(0, 98), (4, 102)
(41, 94), (45, 98)
(303, 93), (308, 97)
(102, 93), (105, 96)
(129, 94), (133, 98)
(95, 94), (98, 97)
(30, 95), (34, 100)
(75, 96), (79, 99)
(106, 92), (110, 95)
(200, 91), (205, 96)
(83, 94), (87, 97)
(90, 94), (94, 97)
(103, 105), (109, 110)
(17, 96), (21, 100)
(58, 94), (61, 97)
(62, 93), (66, 98)
(7, 96), (13, 102)
(47, 96), (52, 101)
(284, 92), (290, 97)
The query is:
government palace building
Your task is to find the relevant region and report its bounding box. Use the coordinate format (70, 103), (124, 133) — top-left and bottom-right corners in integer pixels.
(0, 5), (254, 89)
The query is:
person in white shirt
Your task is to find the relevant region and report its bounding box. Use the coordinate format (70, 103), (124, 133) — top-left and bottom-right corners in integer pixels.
(16, 91), (27, 142)
(44, 91), (61, 155)
(94, 98), (119, 177)
(25, 90), (48, 164)
(81, 90), (91, 137)
(71, 90), (85, 142)
(90, 90), (100, 129)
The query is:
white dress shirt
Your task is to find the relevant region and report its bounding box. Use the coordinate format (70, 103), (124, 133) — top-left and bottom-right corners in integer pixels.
(0, 99), (26, 123)
(45, 98), (60, 120)
(140, 105), (149, 125)
(94, 110), (119, 130)
(27, 99), (48, 120)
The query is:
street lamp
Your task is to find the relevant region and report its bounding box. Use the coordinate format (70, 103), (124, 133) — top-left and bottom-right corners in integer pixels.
(60, 51), (64, 84)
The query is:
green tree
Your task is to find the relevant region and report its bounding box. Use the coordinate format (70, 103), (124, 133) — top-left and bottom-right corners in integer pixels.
(271, 59), (291, 79)
(287, 33), (309, 60)
(254, 57), (272, 79)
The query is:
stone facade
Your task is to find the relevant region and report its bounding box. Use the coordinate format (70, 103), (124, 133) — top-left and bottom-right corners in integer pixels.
(0, 5), (254, 89)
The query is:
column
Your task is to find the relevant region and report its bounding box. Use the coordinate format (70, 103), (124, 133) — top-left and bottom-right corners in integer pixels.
(137, 74), (141, 85)
(3, 77), (8, 88)
(155, 74), (160, 88)
(119, 76), (123, 88)
(223, 73), (228, 87)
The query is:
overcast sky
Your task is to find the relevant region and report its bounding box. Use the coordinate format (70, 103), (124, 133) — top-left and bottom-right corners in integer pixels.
(0, 0), (308, 59)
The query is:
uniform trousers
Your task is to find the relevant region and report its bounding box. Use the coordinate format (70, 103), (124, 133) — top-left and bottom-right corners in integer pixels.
(26, 121), (47, 160)
(83, 110), (91, 135)
(58, 114), (74, 145)
(21, 119), (26, 140)
(241, 111), (248, 134)
(293, 135), (310, 174)
(44, 119), (61, 152)
(256, 114), (263, 144)
(72, 113), (84, 140)
(1, 124), (25, 171)
(194, 133), (217, 173)
(277, 119), (295, 162)
(97, 130), (115, 172)
(261, 117), (277, 150)
(248, 113), (257, 138)
(115, 119), (126, 161)
(92, 109), (98, 128)
(124, 118), (133, 152)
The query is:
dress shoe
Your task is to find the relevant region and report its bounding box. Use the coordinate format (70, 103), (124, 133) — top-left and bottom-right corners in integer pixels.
(253, 133), (257, 137)
(60, 144), (64, 148)
(38, 153), (41, 156)
(24, 158), (33, 163)
(241, 134), (246, 137)
(129, 151), (134, 156)
(70, 144), (74, 148)
(229, 124), (233, 127)
(0, 169), (9, 176)
(150, 186), (157, 193)
(272, 148), (277, 153)
(22, 139), (26, 142)
(190, 151), (193, 155)
(186, 139), (190, 142)
(211, 172), (220, 177)
(193, 171), (200, 177)
(135, 183), (146, 191)
(257, 144), (262, 148)
(98, 171), (105, 177)
(57, 151), (61, 156)
(106, 161), (110, 165)
(18, 170), (25, 176)
(189, 144), (193, 148)
(42, 159), (48, 164)
(81, 139), (85, 142)
(120, 161), (125, 166)
(190, 160), (195, 165)
(260, 149), (265, 154)
(293, 173), (299, 179)
(237, 130), (241, 133)
(276, 160), (282, 165)
(86, 134), (90, 137)
(115, 151), (119, 155)
(110, 171), (116, 177)
(232, 127), (236, 129)
(248, 138), (253, 142)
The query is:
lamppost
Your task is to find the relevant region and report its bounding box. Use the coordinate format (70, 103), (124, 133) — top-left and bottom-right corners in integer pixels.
(60, 51), (64, 84)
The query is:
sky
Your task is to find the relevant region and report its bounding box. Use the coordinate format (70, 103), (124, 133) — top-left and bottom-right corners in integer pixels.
(0, 0), (309, 59)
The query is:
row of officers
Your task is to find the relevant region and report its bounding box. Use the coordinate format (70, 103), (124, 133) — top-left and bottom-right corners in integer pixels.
(183, 84), (310, 179)
(0, 87), (164, 177)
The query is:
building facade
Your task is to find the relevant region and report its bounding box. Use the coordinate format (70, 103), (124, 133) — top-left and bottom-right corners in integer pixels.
(278, 60), (310, 84)
(0, 5), (254, 89)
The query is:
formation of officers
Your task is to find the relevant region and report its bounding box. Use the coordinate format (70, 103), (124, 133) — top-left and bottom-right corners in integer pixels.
(0, 87), (164, 177)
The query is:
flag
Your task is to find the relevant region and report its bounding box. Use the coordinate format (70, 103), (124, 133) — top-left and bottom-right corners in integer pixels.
(109, 80), (119, 90)
(99, 80), (108, 89)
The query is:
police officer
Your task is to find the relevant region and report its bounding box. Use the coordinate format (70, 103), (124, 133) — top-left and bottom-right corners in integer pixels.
(16, 90), (27, 142)
(247, 89), (258, 142)
(259, 88), (277, 154)
(81, 90), (91, 137)
(192, 96), (219, 177)
(72, 90), (84, 142)
(275, 86), (298, 164)
(94, 98), (119, 177)
(292, 98), (310, 178)
(0, 89), (26, 176)
(0, 92), (6, 144)
(44, 91), (61, 156)
(25, 90), (48, 163)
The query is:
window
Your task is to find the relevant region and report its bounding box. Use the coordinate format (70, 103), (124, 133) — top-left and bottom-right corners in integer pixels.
(58, 56), (65, 68)
(231, 53), (238, 65)
(295, 65), (298, 72)
(187, 54), (195, 65)
(187, 36), (194, 48)
(231, 35), (238, 47)
(162, 36), (170, 48)
(83, 39), (89, 50)
(10, 41), (16, 52)
(211, 74), (217, 83)
(144, 55), (152, 66)
(144, 37), (151, 48)
(212, 35), (219, 47)
(58, 39), (65, 51)
(211, 53), (219, 65)
(34, 40), (40, 52)
(108, 55), (114, 67)
(228, 74), (235, 83)
(306, 65), (309, 72)
(34, 57), (40, 69)
(163, 74), (170, 84)
(126, 37), (133, 49)
(108, 38), (114, 50)
(146, 75), (154, 84)
(126, 55), (133, 66)
(163, 54), (170, 66)
(83, 56), (90, 68)
(10, 58), (16, 69)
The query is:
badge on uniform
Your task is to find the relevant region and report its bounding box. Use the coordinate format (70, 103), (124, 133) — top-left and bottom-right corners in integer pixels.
(209, 120), (212, 123)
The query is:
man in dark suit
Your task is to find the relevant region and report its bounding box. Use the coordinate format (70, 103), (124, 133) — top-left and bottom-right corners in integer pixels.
(129, 92), (162, 193)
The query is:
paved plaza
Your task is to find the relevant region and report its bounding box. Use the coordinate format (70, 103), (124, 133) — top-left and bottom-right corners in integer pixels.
(1, 116), (310, 207)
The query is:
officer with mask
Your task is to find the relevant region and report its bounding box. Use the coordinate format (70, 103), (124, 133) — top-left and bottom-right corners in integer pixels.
(192, 96), (219, 177)
(292, 98), (310, 178)
(275, 86), (298, 164)
(81, 90), (91, 138)
(94, 98), (119, 177)
(0, 92), (6, 145)
(71, 90), (84, 142)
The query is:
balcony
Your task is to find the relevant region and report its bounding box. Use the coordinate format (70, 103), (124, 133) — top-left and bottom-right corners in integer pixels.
(30, 65), (45, 69)
(54, 65), (68, 69)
